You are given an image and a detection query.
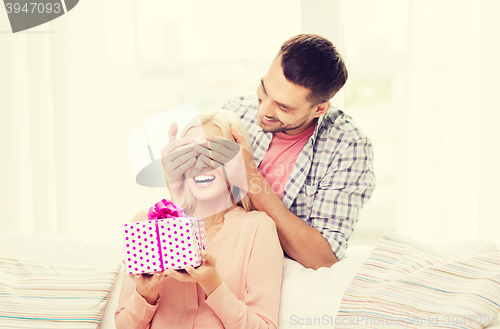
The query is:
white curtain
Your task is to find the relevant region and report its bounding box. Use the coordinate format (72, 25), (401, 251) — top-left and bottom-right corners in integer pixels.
(0, 0), (301, 241)
(301, 0), (346, 110)
(0, 0), (162, 241)
(396, 0), (500, 246)
(302, 0), (500, 247)
(478, 0), (500, 247)
(2, 0), (498, 247)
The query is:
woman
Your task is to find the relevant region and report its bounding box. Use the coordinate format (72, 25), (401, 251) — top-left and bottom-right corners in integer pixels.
(115, 109), (284, 329)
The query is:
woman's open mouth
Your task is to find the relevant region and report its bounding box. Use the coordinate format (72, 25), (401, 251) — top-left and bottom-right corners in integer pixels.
(193, 174), (216, 187)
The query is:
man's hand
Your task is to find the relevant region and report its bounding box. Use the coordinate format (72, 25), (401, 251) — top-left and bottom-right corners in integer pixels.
(230, 126), (261, 187)
(165, 250), (222, 296)
(129, 271), (170, 305)
(193, 126), (257, 196)
(160, 123), (199, 195)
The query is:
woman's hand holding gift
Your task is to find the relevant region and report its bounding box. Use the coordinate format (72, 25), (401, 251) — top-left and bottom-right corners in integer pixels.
(130, 271), (170, 305)
(166, 250), (222, 296)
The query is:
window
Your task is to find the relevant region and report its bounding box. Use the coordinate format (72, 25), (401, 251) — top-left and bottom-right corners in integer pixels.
(136, 0), (301, 116)
(342, 0), (409, 245)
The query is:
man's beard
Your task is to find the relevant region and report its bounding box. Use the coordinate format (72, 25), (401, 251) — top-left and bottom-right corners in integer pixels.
(258, 114), (311, 134)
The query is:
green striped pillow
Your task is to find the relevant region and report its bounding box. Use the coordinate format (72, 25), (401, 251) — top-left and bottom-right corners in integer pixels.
(0, 256), (121, 329)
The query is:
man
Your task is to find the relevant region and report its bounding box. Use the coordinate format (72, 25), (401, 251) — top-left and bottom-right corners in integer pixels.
(164, 34), (376, 270)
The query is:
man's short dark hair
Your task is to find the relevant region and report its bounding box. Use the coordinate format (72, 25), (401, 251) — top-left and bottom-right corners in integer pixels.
(277, 34), (348, 106)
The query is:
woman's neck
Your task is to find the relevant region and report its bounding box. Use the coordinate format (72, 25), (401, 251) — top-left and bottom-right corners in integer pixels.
(195, 205), (236, 225)
(191, 196), (236, 224)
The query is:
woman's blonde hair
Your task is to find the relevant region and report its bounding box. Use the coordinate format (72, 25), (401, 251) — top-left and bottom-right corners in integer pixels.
(174, 109), (255, 212)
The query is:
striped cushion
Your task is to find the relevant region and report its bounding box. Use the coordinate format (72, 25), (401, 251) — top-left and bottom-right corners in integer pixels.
(0, 256), (120, 329)
(336, 231), (500, 329)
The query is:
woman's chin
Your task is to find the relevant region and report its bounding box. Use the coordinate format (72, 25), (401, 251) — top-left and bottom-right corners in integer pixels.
(187, 180), (231, 201)
(193, 202), (233, 217)
(193, 192), (230, 203)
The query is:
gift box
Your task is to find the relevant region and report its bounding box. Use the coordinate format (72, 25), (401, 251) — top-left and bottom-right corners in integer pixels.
(123, 200), (206, 275)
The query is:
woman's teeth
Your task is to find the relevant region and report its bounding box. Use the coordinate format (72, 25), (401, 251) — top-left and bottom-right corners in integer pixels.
(194, 175), (216, 184)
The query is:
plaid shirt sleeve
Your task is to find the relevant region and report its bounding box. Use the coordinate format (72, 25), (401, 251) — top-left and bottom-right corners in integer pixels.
(305, 134), (376, 261)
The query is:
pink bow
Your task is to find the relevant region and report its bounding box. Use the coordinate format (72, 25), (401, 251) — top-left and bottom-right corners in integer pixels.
(147, 199), (187, 220)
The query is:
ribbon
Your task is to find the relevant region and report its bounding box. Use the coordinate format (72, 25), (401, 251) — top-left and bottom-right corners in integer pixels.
(155, 219), (164, 271)
(148, 199), (187, 271)
(191, 218), (206, 251)
(148, 199), (187, 220)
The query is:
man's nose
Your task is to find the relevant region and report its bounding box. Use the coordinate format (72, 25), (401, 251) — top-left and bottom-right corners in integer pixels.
(259, 99), (276, 118)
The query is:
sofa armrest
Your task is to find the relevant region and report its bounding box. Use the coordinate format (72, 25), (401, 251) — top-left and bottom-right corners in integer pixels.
(100, 266), (124, 329)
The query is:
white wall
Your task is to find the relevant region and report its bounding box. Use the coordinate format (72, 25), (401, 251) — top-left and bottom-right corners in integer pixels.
(479, 0), (500, 248)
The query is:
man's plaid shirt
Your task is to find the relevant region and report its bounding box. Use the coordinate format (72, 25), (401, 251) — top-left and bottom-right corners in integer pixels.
(223, 95), (376, 260)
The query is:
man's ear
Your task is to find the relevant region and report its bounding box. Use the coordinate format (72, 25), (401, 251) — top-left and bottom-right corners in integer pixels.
(312, 101), (331, 118)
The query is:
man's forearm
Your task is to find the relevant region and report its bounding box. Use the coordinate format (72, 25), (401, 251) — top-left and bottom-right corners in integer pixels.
(267, 199), (338, 270)
(249, 175), (338, 270)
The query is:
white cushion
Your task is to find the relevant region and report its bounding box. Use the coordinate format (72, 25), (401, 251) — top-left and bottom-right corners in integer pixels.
(278, 250), (371, 329)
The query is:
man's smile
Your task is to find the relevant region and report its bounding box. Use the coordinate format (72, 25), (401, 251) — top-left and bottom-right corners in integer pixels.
(260, 115), (280, 125)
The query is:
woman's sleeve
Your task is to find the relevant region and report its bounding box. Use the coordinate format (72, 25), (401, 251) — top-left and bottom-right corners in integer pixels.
(114, 272), (160, 329)
(205, 217), (284, 329)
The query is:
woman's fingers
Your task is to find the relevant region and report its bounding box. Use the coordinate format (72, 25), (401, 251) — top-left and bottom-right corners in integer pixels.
(129, 272), (166, 286)
(151, 272), (162, 283)
(184, 265), (202, 278)
(165, 269), (195, 282)
(200, 250), (217, 266)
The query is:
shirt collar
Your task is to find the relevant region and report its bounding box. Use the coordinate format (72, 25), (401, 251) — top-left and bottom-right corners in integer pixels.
(309, 107), (343, 146)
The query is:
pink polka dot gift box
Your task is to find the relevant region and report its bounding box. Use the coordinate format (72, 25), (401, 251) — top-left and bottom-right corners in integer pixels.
(123, 199), (207, 275)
